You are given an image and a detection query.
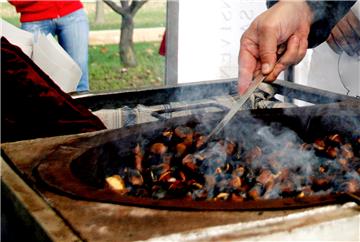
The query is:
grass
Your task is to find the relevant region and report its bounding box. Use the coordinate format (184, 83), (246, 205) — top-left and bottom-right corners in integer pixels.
(86, 2), (166, 30)
(0, 3), (19, 27)
(89, 42), (165, 92)
(0, 1), (166, 30)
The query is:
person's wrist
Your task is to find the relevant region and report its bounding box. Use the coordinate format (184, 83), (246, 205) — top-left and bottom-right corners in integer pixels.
(277, 0), (313, 25)
(269, 0), (313, 25)
(301, 1), (313, 25)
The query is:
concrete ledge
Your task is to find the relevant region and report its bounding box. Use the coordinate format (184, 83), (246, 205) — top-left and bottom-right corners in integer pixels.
(89, 27), (165, 45)
(1, 159), (80, 242)
(144, 203), (360, 241)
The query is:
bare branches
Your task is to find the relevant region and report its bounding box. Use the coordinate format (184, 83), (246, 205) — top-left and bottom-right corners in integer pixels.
(130, 0), (148, 16)
(120, 0), (129, 8)
(104, 0), (127, 16)
(103, 0), (148, 66)
(104, 0), (147, 17)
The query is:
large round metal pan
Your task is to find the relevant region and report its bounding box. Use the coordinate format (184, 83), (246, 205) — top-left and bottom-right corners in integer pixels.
(36, 103), (360, 210)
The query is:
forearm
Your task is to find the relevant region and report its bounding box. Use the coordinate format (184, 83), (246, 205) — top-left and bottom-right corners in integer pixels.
(267, 0), (357, 48)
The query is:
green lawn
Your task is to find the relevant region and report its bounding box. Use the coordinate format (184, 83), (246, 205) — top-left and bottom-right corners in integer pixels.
(89, 42), (165, 92)
(0, 2), (166, 30)
(0, 3), (19, 27)
(87, 2), (166, 30)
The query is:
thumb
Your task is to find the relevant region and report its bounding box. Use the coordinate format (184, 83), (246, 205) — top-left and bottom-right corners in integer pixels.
(258, 29), (278, 74)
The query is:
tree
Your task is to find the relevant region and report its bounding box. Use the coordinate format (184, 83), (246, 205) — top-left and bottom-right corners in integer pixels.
(95, 0), (105, 24)
(104, 0), (148, 67)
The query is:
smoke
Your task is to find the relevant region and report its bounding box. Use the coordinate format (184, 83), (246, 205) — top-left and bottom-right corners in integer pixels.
(90, 101), (360, 201)
(194, 105), (360, 199)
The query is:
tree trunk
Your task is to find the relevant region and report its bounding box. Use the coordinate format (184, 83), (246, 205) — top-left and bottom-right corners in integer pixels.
(95, 0), (105, 24)
(104, 0), (148, 67)
(120, 14), (137, 67)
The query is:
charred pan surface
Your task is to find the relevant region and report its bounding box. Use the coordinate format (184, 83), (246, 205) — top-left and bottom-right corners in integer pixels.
(37, 103), (360, 210)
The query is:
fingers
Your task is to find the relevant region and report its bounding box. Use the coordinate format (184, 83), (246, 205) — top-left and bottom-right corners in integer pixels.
(238, 38), (258, 94)
(237, 0), (314, 91)
(258, 25), (278, 75)
(266, 34), (303, 81)
(241, 33), (307, 85)
(298, 34), (309, 61)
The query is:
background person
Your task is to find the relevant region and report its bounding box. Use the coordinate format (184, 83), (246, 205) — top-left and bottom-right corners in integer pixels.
(9, 0), (90, 92)
(308, 1), (360, 96)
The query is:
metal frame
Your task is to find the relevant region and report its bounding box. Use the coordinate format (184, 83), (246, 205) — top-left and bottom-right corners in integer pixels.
(165, 0), (179, 85)
(73, 80), (358, 111)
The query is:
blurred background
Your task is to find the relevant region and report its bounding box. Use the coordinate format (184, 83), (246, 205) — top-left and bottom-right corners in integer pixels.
(1, 0), (166, 92)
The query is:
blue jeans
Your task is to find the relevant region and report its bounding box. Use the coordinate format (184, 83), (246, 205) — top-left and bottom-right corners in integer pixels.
(22, 9), (89, 91)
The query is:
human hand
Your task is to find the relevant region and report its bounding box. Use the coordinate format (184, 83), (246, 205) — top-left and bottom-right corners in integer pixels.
(326, 10), (360, 56)
(238, 1), (313, 94)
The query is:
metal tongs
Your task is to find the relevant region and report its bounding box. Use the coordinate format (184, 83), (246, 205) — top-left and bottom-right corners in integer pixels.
(205, 44), (286, 144)
(205, 72), (267, 143)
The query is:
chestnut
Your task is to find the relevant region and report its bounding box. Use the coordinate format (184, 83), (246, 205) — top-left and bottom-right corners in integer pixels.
(174, 126), (193, 139)
(150, 143), (168, 155)
(105, 175), (126, 192)
(341, 144), (354, 159)
(313, 139), (326, 151)
(326, 146), (338, 159)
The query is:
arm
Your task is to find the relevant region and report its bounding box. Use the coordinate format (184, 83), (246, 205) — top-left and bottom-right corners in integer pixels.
(238, 0), (356, 94)
(327, 7), (360, 56)
(238, 1), (312, 93)
(267, 1), (357, 48)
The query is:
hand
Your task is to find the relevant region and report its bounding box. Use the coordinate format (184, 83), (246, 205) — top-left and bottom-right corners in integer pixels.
(238, 1), (312, 94)
(327, 10), (360, 56)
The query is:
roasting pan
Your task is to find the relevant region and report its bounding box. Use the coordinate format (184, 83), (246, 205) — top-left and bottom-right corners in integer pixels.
(36, 102), (360, 210)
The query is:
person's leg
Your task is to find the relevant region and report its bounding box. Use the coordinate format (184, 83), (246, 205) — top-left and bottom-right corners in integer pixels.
(56, 9), (89, 91)
(21, 19), (56, 36)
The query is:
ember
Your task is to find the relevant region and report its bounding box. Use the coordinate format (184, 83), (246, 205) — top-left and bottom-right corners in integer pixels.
(104, 124), (360, 202)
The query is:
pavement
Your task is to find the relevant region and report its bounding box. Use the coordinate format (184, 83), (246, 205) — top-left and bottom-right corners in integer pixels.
(89, 27), (165, 45)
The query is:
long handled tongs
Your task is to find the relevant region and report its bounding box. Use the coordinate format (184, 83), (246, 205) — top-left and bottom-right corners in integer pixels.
(205, 44), (286, 144)
(205, 72), (267, 143)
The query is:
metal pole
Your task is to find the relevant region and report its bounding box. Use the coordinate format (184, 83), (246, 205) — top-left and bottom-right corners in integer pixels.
(284, 65), (295, 83)
(283, 65), (295, 103)
(165, 0), (179, 86)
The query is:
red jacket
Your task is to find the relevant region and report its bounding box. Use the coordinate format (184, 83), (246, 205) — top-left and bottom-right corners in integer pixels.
(9, 1), (83, 23)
